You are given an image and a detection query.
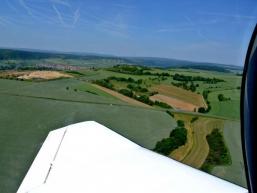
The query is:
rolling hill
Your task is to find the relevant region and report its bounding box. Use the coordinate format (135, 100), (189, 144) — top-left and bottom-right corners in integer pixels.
(0, 48), (242, 72)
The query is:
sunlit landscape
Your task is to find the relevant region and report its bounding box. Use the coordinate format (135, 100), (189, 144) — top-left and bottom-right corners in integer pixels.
(0, 0), (256, 192)
(0, 48), (246, 192)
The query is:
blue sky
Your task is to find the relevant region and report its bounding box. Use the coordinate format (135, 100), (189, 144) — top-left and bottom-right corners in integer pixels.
(0, 0), (256, 66)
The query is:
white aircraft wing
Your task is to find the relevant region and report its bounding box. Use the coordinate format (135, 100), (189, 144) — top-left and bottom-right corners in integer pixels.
(17, 121), (248, 193)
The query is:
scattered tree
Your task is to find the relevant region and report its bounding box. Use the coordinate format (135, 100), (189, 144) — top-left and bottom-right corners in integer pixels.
(218, 94), (231, 101)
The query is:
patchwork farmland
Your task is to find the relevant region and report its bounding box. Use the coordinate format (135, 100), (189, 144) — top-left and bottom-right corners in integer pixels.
(0, 51), (245, 192)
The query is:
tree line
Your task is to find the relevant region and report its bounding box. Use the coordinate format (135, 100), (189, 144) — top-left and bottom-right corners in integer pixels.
(94, 77), (172, 109)
(171, 81), (199, 92)
(153, 120), (187, 155)
(198, 90), (211, 113)
(218, 94), (231, 101)
(173, 73), (225, 83)
(201, 129), (232, 172)
(108, 65), (171, 76)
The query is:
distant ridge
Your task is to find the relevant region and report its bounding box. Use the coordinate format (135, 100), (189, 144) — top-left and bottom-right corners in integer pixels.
(0, 48), (121, 60)
(0, 48), (242, 72)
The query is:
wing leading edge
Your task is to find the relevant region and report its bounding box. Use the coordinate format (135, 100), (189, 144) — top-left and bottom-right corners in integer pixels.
(17, 121), (248, 193)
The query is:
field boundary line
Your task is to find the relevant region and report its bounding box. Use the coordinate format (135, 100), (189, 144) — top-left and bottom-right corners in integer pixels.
(0, 91), (239, 121)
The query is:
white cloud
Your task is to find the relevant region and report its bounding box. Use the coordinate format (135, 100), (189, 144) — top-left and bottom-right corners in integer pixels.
(19, 0), (34, 17)
(52, 4), (65, 26)
(73, 8), (80, 26)
(50, 0), (70, 7)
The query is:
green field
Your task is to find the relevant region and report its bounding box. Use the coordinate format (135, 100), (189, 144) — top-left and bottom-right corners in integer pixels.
(208, 89), (241, 119)
(0, 78), (178, 193)
(212, 121), (247, 187)
(0, 59), (246, 192)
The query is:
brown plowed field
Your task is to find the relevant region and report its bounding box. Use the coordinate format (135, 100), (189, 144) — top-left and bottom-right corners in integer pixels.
(150, 84), (207, 111)
(0, 70), (72, 80)
(18, 71), (72, 80)
(150, 94), (198, 111)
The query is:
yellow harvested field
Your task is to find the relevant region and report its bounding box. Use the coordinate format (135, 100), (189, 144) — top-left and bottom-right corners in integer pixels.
(169, 114), (194, 161)
(182, 117), (225, 168)
(169, 114), (225, 169)
(18, 71), (72, 80)
(150, 94), (198, 111)
(92, 84), (152, 108)
(150, 84), (207, 109)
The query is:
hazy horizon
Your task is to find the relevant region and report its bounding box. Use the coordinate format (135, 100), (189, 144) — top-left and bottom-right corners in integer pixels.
(0, 0), (257, 66)
(0, 46), (244, 67)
